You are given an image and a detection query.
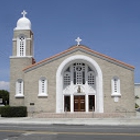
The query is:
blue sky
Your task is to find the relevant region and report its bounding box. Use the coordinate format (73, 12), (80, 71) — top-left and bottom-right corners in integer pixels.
(0, 0), (140, 90)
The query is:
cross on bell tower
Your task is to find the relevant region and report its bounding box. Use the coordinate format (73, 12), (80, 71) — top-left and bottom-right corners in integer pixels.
(21, 10), (27, 17)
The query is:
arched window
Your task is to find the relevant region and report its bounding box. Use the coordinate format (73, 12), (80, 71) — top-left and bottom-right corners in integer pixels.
(63, 63), (95, 86)
(64, 73), (71, 86)
(38, 77), (47, 97)
(17, 35), (26, 56)
(73, 63), (85, 84)
(16, 79), (24, 97)
(111, 76), (121, 95)
(88, 71), (95, 86)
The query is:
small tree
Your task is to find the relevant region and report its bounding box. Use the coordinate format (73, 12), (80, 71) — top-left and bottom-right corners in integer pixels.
(135, 95), (139, 99)
(0, 90), (9, 105)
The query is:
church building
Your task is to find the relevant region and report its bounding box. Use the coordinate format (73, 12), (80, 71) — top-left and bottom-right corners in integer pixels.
(10, 11), (135, 117)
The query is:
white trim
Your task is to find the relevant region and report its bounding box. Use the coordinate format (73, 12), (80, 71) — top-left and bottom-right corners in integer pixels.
(86, 94), (88, 112)
(56, 55), (103, 113)
(9, 56), (33, 58)
(14, 27), (31, 31)
(135, 83), (140, 86)
(26, 38), (32, 40)
(13, 38), (31, 41)
(12, 38), (17, 41)
(111, 93), (121, 96)
(71, 94), (74, 112)
(38, 94), (48, 97)
(15, 94), (24, 98)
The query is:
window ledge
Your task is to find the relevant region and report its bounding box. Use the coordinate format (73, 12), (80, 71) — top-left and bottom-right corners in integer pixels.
(10, 56), (33, 59)
(38, 94), (48, 97)
(111, 93), (121, 96)
(15, 94), (24, 98)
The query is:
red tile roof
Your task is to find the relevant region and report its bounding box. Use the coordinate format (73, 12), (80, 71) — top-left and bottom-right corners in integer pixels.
(23, 45), (134, 71)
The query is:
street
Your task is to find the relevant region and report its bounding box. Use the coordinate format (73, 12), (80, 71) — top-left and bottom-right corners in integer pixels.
(0, 124), (140, 140)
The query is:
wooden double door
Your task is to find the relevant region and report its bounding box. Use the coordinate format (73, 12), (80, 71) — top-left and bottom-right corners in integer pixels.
(74, 95), (85, 112)
(64, 95), (95, 112)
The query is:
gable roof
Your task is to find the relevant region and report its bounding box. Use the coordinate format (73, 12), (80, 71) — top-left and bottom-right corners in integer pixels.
(23, 45), (134, 72)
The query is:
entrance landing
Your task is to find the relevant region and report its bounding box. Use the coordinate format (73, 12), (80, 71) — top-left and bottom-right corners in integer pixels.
(31, 112), (131, 118)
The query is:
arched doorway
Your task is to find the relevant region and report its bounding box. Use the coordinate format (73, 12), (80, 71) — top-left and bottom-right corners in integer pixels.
(56, 55), (103, 113)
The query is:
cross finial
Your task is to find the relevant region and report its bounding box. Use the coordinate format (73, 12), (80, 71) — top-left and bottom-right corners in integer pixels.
(21, 10), (27, 17)
(75, 37), (82, 46)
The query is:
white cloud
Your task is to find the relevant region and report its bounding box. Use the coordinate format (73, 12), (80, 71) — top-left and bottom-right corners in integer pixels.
(0, 81), (9, 91)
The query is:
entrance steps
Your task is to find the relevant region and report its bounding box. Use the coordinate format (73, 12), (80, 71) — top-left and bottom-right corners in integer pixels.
(31, 112), (127, 118)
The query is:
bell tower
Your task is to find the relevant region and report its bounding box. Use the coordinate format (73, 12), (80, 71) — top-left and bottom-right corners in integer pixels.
(12, 10), (33, 58)
(10, 10), (34, 106)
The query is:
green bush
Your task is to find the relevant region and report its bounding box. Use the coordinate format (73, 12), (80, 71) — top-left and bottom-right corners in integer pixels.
(135, 103), (139, 108)
(135, 95), (139, 99)
(0, 106), (27, 117)
(0, 90), (9, 105)
(0, 107), (2, 115)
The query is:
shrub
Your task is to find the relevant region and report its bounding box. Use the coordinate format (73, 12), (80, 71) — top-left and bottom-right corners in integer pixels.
(0, 106), (27, 117)
(135, 95), (139, 99)
(0, 107), (2, 115)
(135, 103), (139, 108)
(0, 90), (9, 105)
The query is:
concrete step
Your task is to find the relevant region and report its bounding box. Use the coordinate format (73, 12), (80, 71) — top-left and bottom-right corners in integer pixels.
(31, 112), (126, 118)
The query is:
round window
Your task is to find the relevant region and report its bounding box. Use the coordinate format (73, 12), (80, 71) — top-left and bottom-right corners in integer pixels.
(76, 66), (82, 71)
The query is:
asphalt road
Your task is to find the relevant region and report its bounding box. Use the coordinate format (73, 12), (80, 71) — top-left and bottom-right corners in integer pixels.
(0, 124), (140, 140)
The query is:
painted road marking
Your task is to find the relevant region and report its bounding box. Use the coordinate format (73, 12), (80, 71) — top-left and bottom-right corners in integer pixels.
(0, 129), (140, 137)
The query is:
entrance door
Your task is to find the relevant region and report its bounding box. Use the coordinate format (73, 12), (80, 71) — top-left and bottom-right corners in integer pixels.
(74, 95), (85, 112)
(89, 95), (95, 112)
(64, 96), (70, 112)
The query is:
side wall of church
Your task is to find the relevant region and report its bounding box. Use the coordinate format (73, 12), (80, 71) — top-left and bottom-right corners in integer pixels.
(101, 59), (134, 114)
(23, 50), (135, 114)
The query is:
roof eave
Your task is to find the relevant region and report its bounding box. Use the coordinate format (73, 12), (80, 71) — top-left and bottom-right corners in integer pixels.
(23, 45), (135, 72)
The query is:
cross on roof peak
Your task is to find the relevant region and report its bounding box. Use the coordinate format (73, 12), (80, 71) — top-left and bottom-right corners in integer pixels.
(21, 10), (27, 17)
(75, 37), (82, 46)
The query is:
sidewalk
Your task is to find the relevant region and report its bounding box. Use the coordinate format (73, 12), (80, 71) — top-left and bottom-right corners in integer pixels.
(0, 112), (140, 126)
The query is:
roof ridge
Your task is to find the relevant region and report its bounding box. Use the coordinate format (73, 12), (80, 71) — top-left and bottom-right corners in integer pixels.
(23, 45), (134, 71)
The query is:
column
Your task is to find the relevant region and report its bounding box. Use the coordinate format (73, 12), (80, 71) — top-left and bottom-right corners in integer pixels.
(86, 94), (88, 112)
(71, 94), (74, 112)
